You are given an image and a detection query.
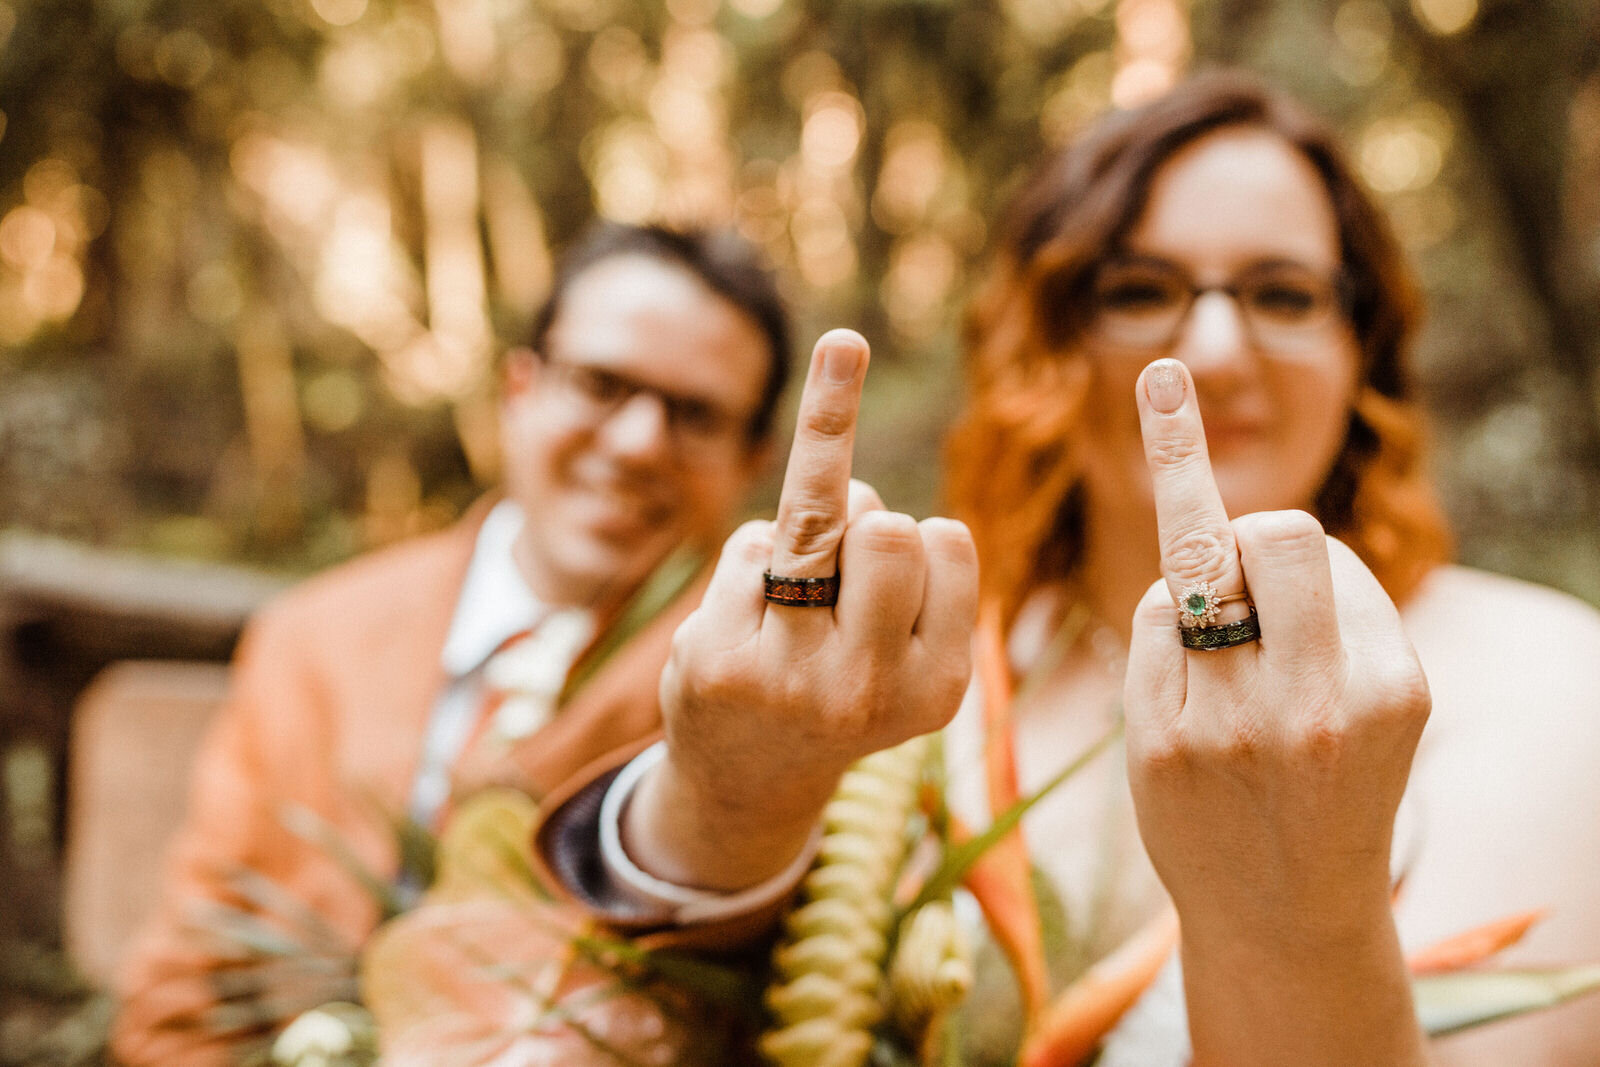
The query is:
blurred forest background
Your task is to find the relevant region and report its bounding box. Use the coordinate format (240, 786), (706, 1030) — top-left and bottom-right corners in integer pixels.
(1, 0), (1599, 1060)
(3, 0), (1599, 585)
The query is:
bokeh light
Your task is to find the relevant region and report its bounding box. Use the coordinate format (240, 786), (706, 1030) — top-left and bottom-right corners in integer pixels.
(1331, 0), (1392, 86)
(1359, 103), (1452, 194)
(801, 91), (864, 171)
(310, 0), (367, 28)
(1112, 0), (1189, 108)
(1412, 0), (1477, 36)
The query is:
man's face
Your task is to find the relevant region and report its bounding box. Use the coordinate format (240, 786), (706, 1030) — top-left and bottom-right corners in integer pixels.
(500, 254), (772, 609)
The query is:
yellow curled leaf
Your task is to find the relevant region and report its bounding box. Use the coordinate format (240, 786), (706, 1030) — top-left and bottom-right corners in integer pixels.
(759, 1018), (874, 1067)
(888, 901), (972, 1029)
(429, 788), (541, 902)
(785, 899), (887, 961)
(802, 865), (883, 906)
(765, 971), (851, 1021)
(818, 833), (896, 884)
(775, 933), (870, 980)
(823, 797), (907, 838)
(788, 889), (891, 936)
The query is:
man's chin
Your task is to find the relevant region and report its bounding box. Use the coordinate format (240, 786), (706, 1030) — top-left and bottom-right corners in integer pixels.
(561, 533), (678, 595)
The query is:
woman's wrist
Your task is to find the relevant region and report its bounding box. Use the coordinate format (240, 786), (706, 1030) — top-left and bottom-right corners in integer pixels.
(1180, 892), (1427, 1067)
(1171, 853), (1396, 949)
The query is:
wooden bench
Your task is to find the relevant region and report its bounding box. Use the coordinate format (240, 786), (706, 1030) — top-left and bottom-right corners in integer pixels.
(0, 533), (287, 984)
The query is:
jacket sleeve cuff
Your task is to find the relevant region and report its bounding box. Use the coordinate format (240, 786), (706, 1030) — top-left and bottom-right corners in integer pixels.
(598, 742), (821, 926)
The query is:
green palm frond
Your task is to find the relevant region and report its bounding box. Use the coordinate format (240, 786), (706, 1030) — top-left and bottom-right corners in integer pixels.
(1416, 966), (1600, 1037)
(560, 547), (705, 705)
(906, 723), (1121, 916)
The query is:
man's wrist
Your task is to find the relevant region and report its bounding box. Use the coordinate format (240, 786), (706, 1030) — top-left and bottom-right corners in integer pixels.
(623, 746), (836, 892)
(600, 743), (822, 922)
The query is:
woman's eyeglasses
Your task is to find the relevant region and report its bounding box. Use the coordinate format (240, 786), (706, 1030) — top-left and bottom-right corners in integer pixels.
(1086, 256), (1350, 354)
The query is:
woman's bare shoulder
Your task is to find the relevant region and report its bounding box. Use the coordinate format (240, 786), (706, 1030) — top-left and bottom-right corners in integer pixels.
(1404, 564), (1600, 633)
(1402, 565), (1600, 699)
(1393, 578), (1600, 1063)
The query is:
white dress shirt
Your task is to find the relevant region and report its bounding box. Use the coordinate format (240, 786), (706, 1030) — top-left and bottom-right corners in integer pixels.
(409, 500), (587, 826)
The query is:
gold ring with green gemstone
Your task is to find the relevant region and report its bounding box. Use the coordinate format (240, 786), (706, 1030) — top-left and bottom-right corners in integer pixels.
(1175, 580), (1249, 629)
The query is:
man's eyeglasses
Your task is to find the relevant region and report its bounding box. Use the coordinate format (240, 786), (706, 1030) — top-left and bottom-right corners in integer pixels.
(540, 358), (756, 452)
(1086, 256), (1350, 354)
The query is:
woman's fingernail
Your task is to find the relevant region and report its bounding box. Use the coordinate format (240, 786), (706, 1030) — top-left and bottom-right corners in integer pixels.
(1144, 360), (1186, 414)
(822, 340), (860, 384)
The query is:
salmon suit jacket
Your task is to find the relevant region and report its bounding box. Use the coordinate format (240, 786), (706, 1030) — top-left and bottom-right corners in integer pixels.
(112, 505), (701, 1065)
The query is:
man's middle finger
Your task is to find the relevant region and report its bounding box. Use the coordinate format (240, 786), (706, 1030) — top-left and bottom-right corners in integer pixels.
(767, 329), (870, 582)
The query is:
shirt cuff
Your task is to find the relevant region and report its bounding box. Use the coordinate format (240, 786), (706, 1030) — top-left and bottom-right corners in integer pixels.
(598, 741), (821, 925)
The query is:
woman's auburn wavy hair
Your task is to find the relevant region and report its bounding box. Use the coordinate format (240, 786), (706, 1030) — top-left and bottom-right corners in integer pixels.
(946, 69), (1453, 626)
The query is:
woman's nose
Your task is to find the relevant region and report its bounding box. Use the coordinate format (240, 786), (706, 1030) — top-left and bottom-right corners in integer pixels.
(1170, 289), (1254, 379)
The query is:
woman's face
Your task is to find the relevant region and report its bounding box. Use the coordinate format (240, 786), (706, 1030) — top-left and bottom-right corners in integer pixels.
(1073, 126), (1362, 524)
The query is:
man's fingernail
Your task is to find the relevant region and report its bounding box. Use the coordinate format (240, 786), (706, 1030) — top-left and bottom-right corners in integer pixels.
(822, 341), (860, 385)
(1144, 360), (1186, 414)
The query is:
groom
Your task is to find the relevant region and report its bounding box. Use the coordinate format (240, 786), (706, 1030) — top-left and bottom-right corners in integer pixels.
(112, 221), (791, 1065)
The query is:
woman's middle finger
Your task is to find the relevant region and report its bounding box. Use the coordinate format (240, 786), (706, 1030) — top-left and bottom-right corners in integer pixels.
(1135, 359), (1254, 670)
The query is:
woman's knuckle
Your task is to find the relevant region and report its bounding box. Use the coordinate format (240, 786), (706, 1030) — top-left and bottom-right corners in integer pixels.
(1288, 712), (1346, 764)
(1218, 718), (1269, 764)
(1163, 528), (1232, 576)
(1373, 659), (1432, 725)
(1146, 434), (1204, 471)
(1133, 580), (1173, 624)
(1132, 726), (1193, 778)
(1241, 509), (1324, 548)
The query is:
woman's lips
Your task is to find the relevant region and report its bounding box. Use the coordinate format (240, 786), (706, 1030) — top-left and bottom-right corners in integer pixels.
(1203, 419), (1267, 450)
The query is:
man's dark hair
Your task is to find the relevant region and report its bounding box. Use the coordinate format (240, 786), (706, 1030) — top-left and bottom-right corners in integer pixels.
(529, 222), (791, 440)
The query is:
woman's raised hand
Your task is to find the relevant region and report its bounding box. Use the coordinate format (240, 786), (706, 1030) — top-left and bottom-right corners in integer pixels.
(1124, 357), (1431, 1065)
(626, 329), (979, 891)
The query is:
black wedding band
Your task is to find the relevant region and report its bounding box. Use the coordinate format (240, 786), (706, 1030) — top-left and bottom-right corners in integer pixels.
(1178, 607), (1261, 651)
(763, 571), (840, 607)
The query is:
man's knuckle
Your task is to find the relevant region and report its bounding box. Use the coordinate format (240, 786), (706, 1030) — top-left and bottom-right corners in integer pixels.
(668, 614), (701, 660)
(801, 404), (854, 440)
(690, 649), (749, 703)
(918, 516), (970, 544)
(923, 667), (972, 727)
(849, 510), (922, 553)
(731, 519), (774, 555)
(778, 502), (842, 557)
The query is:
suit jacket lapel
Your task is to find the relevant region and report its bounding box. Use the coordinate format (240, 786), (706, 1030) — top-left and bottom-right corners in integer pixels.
(355, 500), (493, 813)
(469, 564), (712, 803)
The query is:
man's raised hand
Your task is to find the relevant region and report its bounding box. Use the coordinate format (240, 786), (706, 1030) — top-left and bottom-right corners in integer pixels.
(625, 329), (978, 892)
